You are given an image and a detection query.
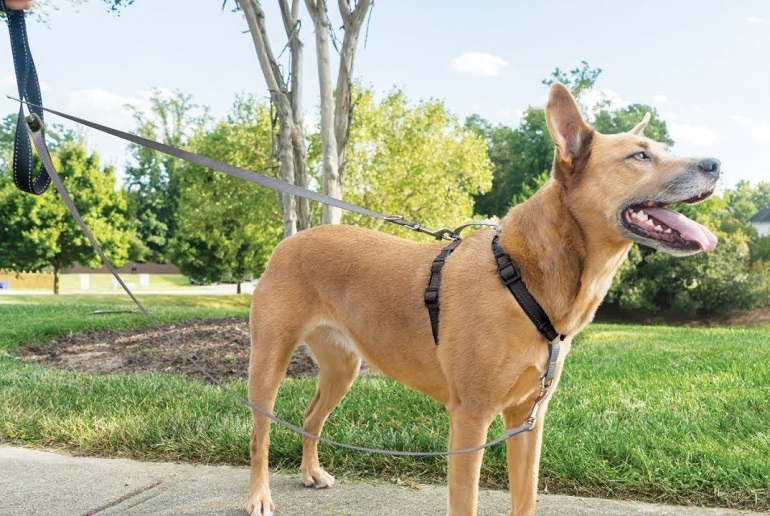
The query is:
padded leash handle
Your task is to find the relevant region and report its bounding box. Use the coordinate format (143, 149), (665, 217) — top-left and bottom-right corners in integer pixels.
(2, 1), (50, 194)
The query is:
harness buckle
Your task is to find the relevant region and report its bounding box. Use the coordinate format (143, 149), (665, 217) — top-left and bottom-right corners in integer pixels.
(498, 262), (521, 285)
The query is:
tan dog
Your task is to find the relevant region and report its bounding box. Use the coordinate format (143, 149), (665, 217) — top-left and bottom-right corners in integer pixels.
(246, 83), (720, 516)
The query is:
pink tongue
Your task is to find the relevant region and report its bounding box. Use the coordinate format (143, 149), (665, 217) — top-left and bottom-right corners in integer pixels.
(645, 207), (718, 252)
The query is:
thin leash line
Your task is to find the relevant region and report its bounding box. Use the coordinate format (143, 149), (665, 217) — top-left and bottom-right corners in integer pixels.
(9, 96), (460, 241)
(24, 113), (537, 458)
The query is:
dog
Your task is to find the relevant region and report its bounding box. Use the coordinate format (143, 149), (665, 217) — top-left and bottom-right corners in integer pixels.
(246, 82), (720, 516)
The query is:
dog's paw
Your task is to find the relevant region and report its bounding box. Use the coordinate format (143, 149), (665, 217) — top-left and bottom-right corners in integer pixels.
(301, 467), (336, 489)
(247, 490), (275, 516)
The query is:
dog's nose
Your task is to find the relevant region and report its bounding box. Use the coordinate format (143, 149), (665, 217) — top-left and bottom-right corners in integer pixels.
(698, 158), (721, 178)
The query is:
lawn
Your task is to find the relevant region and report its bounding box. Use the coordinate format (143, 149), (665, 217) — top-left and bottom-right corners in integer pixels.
(58, 273), (192, 293)
(0, 294), (251, 352)
(0, 295), (768, 509)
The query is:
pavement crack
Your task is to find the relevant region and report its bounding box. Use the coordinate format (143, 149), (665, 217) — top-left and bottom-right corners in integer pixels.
(82, 480), (163, 515)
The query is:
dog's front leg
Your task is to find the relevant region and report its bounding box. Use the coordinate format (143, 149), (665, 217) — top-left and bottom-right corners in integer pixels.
(446, 406), (495, 516)
(502, 403), (549, 516)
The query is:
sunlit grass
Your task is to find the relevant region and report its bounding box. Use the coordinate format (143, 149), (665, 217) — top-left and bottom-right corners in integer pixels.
(0, 294), (250, 352)
(0, 296), (768, 509)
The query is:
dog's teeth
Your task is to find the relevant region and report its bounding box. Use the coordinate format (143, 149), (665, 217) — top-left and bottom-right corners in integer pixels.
(638, 212), (649, 221)
(664, 228), (672, 234)
(654, 225), (662, 231)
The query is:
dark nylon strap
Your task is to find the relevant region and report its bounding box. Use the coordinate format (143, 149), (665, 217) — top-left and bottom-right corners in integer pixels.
(491, 234), (564, 344)
(424, 237), (463, 344)
(2, 2), (50, 194)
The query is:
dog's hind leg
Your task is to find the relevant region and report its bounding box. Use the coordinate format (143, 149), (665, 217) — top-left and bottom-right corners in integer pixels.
(300, 328), (362, 489)
(246, 318), (301, 516)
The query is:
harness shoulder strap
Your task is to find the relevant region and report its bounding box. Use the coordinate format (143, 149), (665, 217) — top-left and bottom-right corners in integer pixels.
(491, 233), (565, 344)
(424, 237), (462, 345)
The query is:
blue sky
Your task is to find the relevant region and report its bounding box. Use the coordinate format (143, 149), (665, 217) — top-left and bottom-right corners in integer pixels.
(1, 0), (768, 189)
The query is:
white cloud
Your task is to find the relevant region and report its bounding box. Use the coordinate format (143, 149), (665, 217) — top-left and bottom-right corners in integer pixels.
(747, 16), (763, 24)
(580, 88), (626, 117)
(450, 52), (508, 78)
(668, 123), (717, 148)
(652, 95), (669, 105)
(1, 74), (51, 95)
(752, 123), (770, 145)
(66, 87), (170, 127)
(730, 115), (751, 125)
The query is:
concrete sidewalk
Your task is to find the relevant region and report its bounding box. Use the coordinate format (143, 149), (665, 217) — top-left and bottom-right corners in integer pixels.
(0, 446), (755, 516)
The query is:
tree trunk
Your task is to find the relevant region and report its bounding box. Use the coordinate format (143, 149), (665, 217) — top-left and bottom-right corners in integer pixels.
(306, 0), (373, 225)
(238, 0), (308, 238)
(334, 0), (371, 193)
(306, 0), (341, 225)
(53, 261), (59, 295)
(237, 281), (242, 295)
(278, 119), (298, 236)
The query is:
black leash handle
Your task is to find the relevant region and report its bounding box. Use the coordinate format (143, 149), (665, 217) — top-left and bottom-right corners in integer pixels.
(2, 1), (50, 194)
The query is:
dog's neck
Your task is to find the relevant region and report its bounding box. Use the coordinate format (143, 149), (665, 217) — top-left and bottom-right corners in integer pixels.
(496, 180), (631, 336)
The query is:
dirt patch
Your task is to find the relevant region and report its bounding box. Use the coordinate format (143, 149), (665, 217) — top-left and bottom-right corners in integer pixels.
(19, 307), (770, 382)
(20, 316), (319, 381)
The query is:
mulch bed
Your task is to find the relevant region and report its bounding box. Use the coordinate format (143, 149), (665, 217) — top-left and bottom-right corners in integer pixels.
(21, 316), (318, 381)
(19, 307), (770, 381)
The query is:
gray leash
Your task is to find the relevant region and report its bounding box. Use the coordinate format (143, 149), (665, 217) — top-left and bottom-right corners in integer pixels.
(24, 111), (553, 457)
(11, 96), (460, 241)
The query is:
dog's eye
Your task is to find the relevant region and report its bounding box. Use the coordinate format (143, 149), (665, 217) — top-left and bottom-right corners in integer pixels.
(633, 151), (651, 161)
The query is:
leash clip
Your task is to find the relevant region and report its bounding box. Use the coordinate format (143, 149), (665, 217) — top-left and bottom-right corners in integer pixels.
(25, 113), (43, 134)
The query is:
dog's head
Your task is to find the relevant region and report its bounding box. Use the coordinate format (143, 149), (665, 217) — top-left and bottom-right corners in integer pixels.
(545, 83), (719, 256)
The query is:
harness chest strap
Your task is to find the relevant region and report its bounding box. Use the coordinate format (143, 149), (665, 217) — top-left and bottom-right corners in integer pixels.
(424, 234), (565, 382)
(424, 237), (463, 344)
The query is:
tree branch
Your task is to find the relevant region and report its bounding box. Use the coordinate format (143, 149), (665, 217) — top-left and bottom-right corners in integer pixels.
(337, 0), (351, 26)
(334, 0), (371, 181)
(237, 0), (287, 97)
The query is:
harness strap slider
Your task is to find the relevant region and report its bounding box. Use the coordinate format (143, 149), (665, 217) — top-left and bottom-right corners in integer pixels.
(424, 287), (440, 306)
(25, 114), (42, 134)
(498, 262), (521, 285)
(430, 259), (446, 273)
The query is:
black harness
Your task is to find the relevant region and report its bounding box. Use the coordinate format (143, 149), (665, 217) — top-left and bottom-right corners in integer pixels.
(424, 232), (565, 347)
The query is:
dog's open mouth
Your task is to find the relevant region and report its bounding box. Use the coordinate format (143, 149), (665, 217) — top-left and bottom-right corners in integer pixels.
(620, 189), (717, 253)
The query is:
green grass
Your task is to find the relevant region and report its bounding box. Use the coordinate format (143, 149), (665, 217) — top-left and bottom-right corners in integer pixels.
(58, 273), (192, 292)
(0, 294), (251, 352)
(0, 296), (768, 509)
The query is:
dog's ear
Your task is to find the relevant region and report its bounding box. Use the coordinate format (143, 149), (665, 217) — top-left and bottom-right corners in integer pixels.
(630, 112), (651, 136)
(545, 83), (594, 179)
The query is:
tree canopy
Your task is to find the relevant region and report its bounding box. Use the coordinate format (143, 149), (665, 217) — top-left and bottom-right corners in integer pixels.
(0, 130), (130, 293)
(124, 90), (209, 263)
(340, 88), (492, 239)
(169, 95), (281, 292)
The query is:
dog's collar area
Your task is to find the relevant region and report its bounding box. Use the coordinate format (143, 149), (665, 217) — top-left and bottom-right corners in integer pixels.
(423, 234), (564, 430)
(490, 234), (565, 344)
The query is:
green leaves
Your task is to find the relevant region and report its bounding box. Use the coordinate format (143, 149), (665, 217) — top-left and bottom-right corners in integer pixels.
(169, 95), (281, 287)
(124, 90), (210, 263)
(342, 88), (493, 239)
(0, 136), (131, 293)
